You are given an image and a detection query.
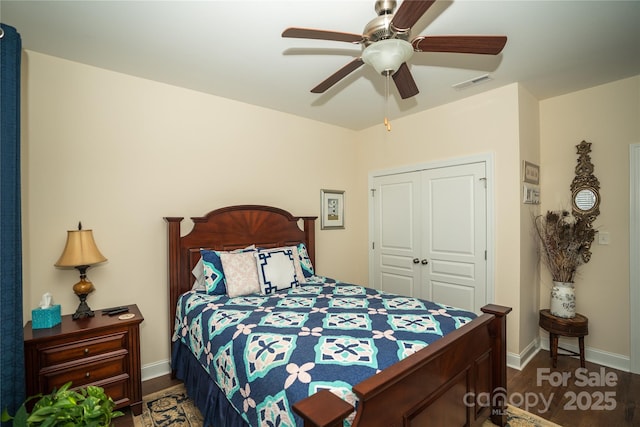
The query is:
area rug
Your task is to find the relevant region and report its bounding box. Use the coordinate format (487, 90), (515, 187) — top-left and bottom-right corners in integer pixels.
(133, 383), (204, 427)
(134, 383), (561, 427)
(483, 405), (562, 427)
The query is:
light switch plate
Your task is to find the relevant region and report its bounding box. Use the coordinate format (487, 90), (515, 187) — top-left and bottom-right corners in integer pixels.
(598, 231), (610, 245)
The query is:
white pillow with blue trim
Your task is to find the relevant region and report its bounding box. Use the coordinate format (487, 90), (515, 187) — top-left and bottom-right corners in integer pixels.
(255, 247), (299, 295)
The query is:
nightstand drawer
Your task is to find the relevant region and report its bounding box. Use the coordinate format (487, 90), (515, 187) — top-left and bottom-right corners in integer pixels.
(101, 376), (130, 407)
(41, 351), (129, 390)
(40, 332), (128, 367)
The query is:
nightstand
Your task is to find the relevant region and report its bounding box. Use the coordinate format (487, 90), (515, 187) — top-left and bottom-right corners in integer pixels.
(24, 304), (144, 415)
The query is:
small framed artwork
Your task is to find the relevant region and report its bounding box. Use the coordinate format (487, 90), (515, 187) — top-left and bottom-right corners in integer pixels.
(320, 189), (345, 230)
(523, 161), (540, 185)
(523, 183), (540, 204)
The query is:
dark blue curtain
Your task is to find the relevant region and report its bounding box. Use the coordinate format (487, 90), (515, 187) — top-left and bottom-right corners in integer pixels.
(0, 23), (25, 420)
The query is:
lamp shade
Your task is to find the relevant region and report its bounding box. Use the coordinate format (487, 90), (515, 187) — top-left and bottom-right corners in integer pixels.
(55, 229), (107, 267)
(362, 38), (414, 75)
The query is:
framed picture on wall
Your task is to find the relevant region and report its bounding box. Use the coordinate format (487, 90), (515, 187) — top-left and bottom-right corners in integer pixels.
(320, 189), (345, 230)
(523, 183), (540, 204)
(523, 161), (540, 185)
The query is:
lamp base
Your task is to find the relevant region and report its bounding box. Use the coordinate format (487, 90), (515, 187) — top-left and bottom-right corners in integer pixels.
(73, 293), (94, 320)
(72, 269), (95, 320)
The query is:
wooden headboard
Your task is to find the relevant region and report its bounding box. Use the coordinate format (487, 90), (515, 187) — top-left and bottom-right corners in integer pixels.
(164, 205), (316, 339)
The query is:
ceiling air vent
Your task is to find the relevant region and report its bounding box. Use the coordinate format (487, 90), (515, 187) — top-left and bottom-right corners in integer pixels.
(452, 74), (493, 90)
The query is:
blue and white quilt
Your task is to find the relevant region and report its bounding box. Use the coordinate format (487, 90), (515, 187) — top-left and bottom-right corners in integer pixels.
(172, 277), (476, 427)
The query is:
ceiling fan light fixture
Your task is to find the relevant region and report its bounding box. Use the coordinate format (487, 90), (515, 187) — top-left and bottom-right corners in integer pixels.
(362, 38), (414, 75)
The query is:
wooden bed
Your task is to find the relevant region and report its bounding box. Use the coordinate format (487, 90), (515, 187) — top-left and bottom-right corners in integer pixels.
(165, 205), (510, 427)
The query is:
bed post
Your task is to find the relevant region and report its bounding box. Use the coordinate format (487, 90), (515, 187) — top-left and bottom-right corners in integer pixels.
(164, 216), (183, 342)
(302, 216), (316, 267)
(292, 389), (353, 427)
(481, 304), (512, 427)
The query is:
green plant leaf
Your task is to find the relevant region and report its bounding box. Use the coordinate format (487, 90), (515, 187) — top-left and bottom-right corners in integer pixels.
(5, 381), (123, 427)
(1, 408), (11, 422)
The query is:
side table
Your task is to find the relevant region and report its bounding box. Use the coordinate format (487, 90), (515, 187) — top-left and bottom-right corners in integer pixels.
(24, 304), (144, 415)
(539, 309), (588, 368)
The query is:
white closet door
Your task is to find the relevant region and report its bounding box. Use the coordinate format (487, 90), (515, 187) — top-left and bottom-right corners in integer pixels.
(372, 171), (421, 297)
(372, 162), (487, 313)
(420, 163), (487, 312)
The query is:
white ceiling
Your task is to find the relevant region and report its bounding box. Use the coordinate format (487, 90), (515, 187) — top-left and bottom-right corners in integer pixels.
(2, 0), (639, 130)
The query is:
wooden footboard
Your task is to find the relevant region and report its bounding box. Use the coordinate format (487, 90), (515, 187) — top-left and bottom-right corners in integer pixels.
(293, 304), (511, 427)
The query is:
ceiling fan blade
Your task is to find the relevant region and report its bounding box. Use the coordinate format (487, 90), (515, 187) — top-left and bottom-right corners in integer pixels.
(412, 35), (507, 55)
(282, 27), (364, 44)
(391, 0), (436, 32)
(392, 63), (419, 99)
(311, 58), (365, 93)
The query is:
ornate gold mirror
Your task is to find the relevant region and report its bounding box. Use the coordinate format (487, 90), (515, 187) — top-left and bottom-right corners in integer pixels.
(570, 140), (600, 261)
(571, 140), (600, 221)
(573, 187), (599, 213)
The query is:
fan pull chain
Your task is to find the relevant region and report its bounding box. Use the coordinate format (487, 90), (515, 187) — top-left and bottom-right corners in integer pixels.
(384, 72), (391, 132)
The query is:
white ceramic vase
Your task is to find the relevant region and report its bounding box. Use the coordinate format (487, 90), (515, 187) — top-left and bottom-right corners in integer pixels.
(550, 281), (576, 318)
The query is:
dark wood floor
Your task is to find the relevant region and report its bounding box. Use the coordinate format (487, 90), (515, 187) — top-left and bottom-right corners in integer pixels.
(115, 350), (640, 426)
(506, 350), (639, 426)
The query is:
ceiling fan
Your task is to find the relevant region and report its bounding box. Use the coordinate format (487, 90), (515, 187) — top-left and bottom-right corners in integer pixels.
(282, 0), (507, 100)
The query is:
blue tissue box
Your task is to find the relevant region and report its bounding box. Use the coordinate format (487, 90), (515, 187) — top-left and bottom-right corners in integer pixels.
(32, 305), (61, 329)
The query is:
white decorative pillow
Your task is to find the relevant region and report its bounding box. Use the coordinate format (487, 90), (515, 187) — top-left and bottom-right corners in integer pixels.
(220, 251), (261, 297)
(191, 256), (205, 290)
(195, 245), (257, 294)
(255, 248), (299, 295)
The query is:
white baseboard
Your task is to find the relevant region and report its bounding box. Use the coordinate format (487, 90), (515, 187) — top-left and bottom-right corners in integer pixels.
(539, 333), (631, 372)
(507, 337), (541, 370)
(141, 359), (172, 382)
(508, 334), (631, 373)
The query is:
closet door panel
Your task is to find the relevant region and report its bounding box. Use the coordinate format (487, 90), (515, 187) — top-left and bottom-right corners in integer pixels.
(421, 163), (487, 312)
(372, 161), (487, 312)
(372, 172), (421, 297)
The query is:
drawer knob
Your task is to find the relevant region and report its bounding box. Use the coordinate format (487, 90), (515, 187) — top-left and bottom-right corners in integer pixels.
(84, 348), (89, 355)
(85, 372), (90, 378)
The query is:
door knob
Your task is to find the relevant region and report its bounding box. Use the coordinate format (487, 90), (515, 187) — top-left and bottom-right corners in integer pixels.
(421, 259), (429, 265)
(413, 258), (420, 264)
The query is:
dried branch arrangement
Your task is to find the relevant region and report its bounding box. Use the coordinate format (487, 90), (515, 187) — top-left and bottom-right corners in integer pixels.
(534, 210), (595, 283)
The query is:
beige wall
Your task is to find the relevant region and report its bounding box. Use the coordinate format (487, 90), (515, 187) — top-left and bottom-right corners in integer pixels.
(21, 48), (639, 374)
(518, 85), (542, 358)
(355, 84), (527, 355)
(21, 51), (366, 372)
(539, 76), (640, 360)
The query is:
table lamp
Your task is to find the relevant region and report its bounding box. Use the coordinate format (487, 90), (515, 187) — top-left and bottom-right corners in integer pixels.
(55, 222), (107, 319)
